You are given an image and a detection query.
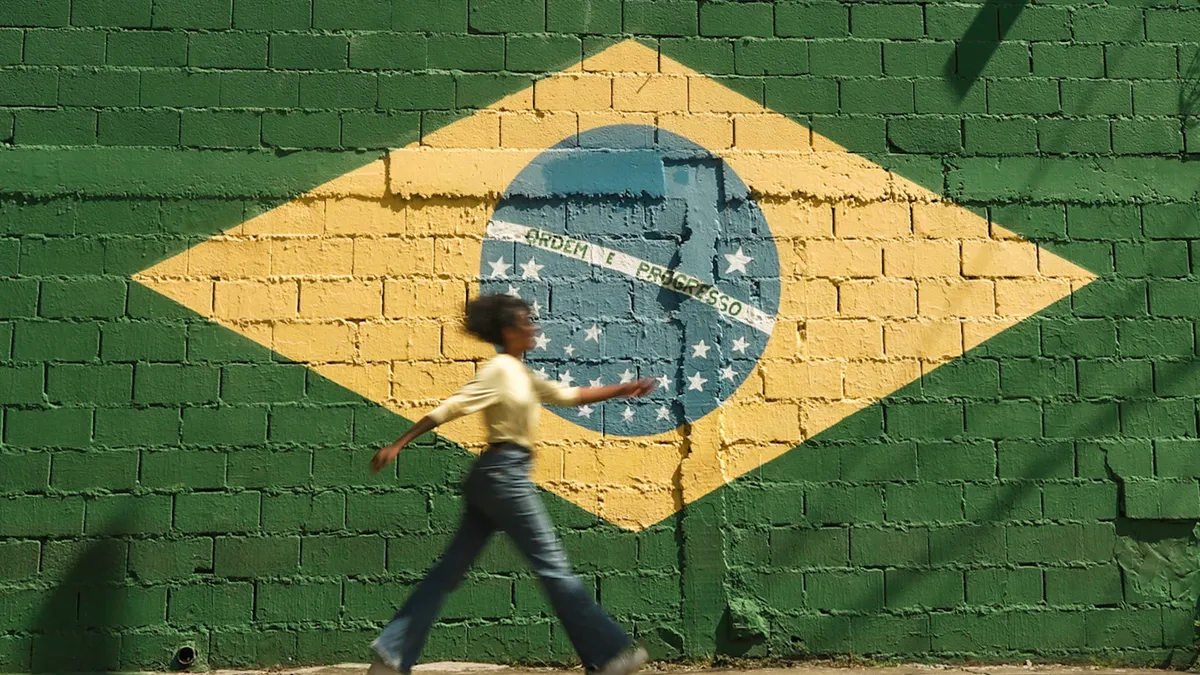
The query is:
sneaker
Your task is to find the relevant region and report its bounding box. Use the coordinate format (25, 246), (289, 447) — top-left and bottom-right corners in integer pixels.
(368, 657), (407, 675)
(595, 646), (648, 675)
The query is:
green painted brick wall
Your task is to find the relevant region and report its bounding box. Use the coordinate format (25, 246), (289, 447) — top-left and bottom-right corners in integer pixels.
(1, 0), (1200, 672)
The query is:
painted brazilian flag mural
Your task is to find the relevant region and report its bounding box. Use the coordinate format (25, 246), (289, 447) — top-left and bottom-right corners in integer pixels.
(2, 0), (1200, 671)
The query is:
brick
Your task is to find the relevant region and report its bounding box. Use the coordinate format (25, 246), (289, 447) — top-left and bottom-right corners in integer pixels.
(811, 115), (886, 152)
(0, 365), (44, 404)
(73, 0), (152, 26)
(469, 0), (542, 32)
(220, 71), (299, 107)
(189, 33), (267, 68)
(234, 0), (311, 28)
(885, 483), (962, 522)
(1004, 6), (1070, 40)
(1042, 318), (1118, 357)
(0, 452), (50, 492)
(965, 116), (1037, 155)
(1114, 118), (1184, 154)
(999, 358), (1074, 398)
(808, 570), (883, 610)
(769, 527), (848, 567)
(98, 322), (183, 361)
(133, 363), (219, 404)
(263, 492), (344, 532)
(182, 407), (268, 445)
(15, 108), (93, 147)
(106, 30), (185, 66)
(347, 33), (426, 71)
(301, 535), (386, 574)
(1046, 565), (1122, 605)
(0, 495), (83, 536)
(888, 116), (961, 153)
(95, 408), (180, 447)
(1033, 44), (1104, 78)
(700, 2), (773, 38)
(602, 573), (680, 615)
(965, 482), (1042, 521)
(547, 0), (620, 33)
(988, 79), (1060, 114)
(141, 71), (220, 107)
(505, 34), (580, 73)
(152, 0), (231, 28)
(5, 408), (92, 447)
(852, 527), (928, 566)
(806, 485), (883, 525)
(13, 320), (100, 360)
(182, 110), (262, 148)
(955, 42), (1031, 78)
(929, 525), (1006, 564)
(735, 39), (808, 75)
(175, 492), (260, 534)
(1125, 478), (1200, 519)
(966, 567), (1043, 605)
(765, 77), (838, 113)
(1115, 242), (1189, 280)
(268, 405), (353, 444)
(379, 73), (454, 110)
(46, 364), (132, 405)
(24, 28), (106, 65)
(660, 38), (732, 75)
(1088, 608), (1166, 650)
(99, 110), (180, 146)
(390, 0), (464, 31)
(214, 536), (300, 576)
(0, 540), (40, 580)
(0, 30), (20, 64)
(347, 491), (428, 533)
(1121, 396), (1196, 436)
(811, 40), (881, 76)
(257, 581), (341, 622)
(1120, 319), (1193, 358)
(1072, 6), (1145, 42)
(0, 0), (69, 26)
(170, 582), (254, 625)
(86, 493), (173, 534)
(0, 68), (58, 106)
(852, 4), (922, 38)
(623, 0), (698, 37)
(228, 448), (310, 489)
(932, 612), (1009, 652)
(777, 2), (847, 38)
(838, 441), (916, 481)
(1007, 523), (1115, 563)
(298, 72), (376, 110)
(1157, 439), (1200, 478)
(885, 42), (955, 77)
(1038, 118), (1110, 154)
(1107, 44), (1178, 80)
(22, 235), (103, 273)
(886, 568), (963, 609)
(428, 35), (505, 71)
(263, 111), (340, 148)
(269, 33), (347, 70)
(79, 585), (167, 627)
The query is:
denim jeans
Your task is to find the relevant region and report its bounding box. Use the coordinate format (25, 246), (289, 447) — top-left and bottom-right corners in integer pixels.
(373, 443), (633, 672)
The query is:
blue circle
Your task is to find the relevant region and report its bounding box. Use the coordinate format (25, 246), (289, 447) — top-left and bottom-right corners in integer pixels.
(479, 125), (780, 436)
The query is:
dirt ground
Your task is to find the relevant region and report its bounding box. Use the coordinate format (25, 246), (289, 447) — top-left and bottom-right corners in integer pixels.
(194, 662), (1174, 675)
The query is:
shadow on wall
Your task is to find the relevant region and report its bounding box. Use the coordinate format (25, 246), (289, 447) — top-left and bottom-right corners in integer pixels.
(32, 507), (132, 674)
(943, 0), (1031, 98)
(1181, 46), (1200, 147)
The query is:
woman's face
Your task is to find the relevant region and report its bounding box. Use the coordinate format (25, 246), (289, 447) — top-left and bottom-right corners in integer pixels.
(503, 310), (539, 354)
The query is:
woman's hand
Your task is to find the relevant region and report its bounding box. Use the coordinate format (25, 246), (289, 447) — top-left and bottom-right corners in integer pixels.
(370, 441), (405, 473)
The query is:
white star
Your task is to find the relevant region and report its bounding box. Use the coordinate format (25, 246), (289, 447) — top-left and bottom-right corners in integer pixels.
(530, 300), (542, 317)
(589, 378), (602, 388)
(563, 344), (576, 356)
(533, 333), (550, 350)
(621, 406), (635, 422)
(655, 375), (671, 390)
(719, 365), (737, 381)
(691, 340), (712, 359)
(584, 324), (602, 342)
(687, 371), (708, 392)
(619, 369), (635, 384)
(577, 404), (594, 418)
(558, 370), (574, 387)
(505, 285), (521, 298)
(656, 405), (671, 421)
(724, 247), (753, 274)
(533, 366), (549, 379)
(488, 257), (511, 278)
(519, 257), (544, 280)
(731, 336), (749, 354)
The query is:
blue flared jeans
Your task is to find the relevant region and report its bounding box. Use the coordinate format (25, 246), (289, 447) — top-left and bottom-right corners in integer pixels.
(373, 443), (632, 672)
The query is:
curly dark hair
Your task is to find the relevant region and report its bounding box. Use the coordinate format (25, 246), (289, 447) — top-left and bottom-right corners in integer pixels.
(463, 293), (531, 346)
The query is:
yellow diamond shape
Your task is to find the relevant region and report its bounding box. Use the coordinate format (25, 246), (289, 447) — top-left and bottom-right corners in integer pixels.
(134, 40), (1096, 531)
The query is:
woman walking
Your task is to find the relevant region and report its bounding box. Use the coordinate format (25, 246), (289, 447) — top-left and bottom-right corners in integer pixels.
(369, 293), (656, 675)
